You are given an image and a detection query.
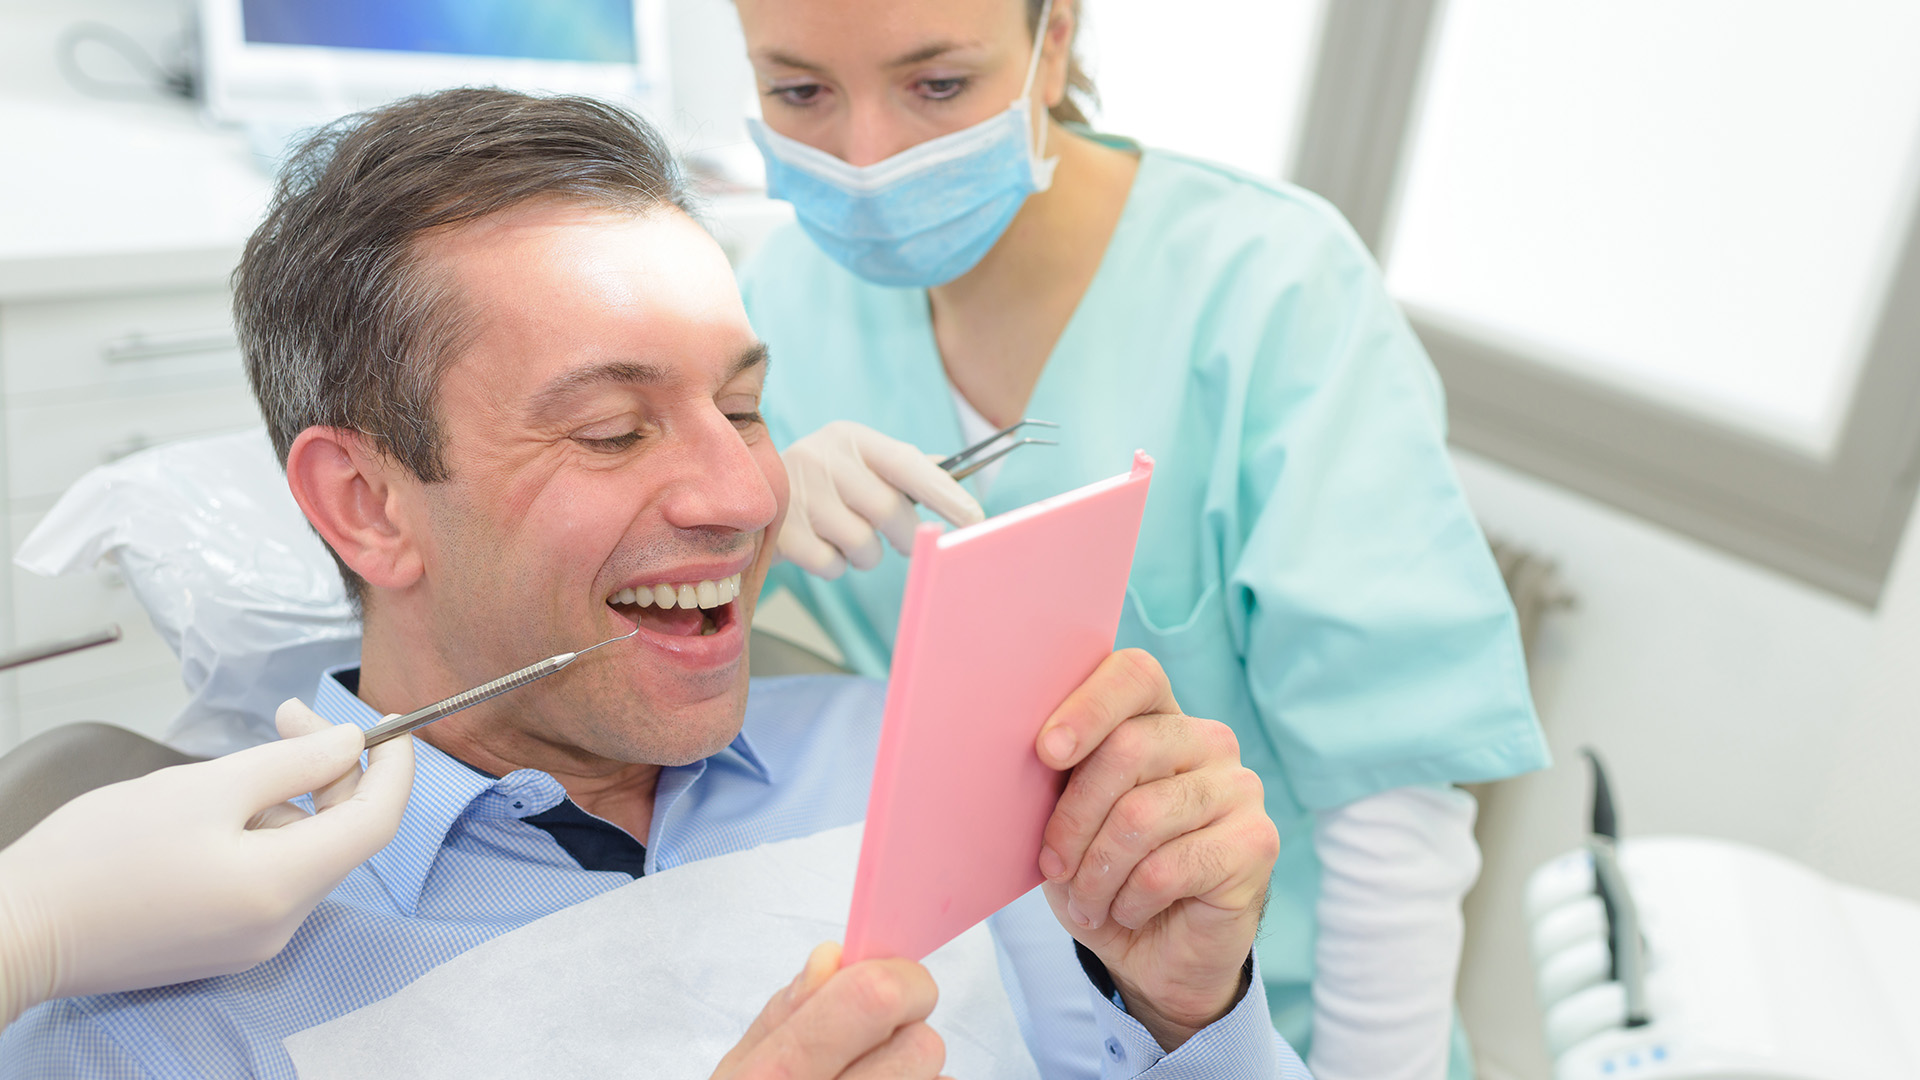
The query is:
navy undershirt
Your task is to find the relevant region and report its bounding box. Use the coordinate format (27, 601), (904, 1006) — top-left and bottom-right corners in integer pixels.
(521, 798), (649, 879)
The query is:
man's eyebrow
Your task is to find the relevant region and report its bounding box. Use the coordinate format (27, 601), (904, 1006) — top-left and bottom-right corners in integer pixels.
(525, 361), (671, 418)
(731, 342), (770, 380)
(525, 346), (768, 419)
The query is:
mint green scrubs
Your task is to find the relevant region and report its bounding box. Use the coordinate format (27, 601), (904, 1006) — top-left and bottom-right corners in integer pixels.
(739, 141), (1548, 1071)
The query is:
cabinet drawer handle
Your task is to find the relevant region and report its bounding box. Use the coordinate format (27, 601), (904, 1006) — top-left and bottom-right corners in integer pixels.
(103, 329), (238, 364)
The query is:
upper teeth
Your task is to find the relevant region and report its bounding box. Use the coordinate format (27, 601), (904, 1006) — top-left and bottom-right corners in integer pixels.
(609, 573), (742, 611)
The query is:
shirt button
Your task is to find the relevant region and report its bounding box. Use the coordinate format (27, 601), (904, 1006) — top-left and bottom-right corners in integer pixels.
(1104, 1036), (1124, 1062)
(512, 801), (524, 810)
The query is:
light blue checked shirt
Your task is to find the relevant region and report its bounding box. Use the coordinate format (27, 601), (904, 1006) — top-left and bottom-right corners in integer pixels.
(0, 670), (1307, 1079)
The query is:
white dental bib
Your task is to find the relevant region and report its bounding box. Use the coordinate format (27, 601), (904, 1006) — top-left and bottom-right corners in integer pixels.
(284, 824), (1039, 1079)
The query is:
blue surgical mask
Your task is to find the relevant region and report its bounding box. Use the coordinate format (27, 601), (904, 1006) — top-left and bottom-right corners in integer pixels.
(746, 0), (1059, 288)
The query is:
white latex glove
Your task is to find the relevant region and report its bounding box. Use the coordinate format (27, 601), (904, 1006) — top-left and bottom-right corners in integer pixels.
(0, 700), (413, 1026)
(778, 421), (985, 579)
(1309, 785), (1481, 1080)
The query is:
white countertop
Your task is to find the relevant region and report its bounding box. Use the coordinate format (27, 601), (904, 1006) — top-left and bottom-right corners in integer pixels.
(0, 91), (791, 303)
(0, 95), (272, 301)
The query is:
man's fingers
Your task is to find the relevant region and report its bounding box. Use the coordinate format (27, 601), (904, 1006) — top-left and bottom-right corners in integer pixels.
(1039, 711), (1233, 890)
(751, 958), (939, 1079)
(839, 1022), (945, 1080)
(721, 943), (843, 1072)
(1054, 766), (1236, 931)
(1035, 649), (1181, 771)
(1105, 808), (1279, 932)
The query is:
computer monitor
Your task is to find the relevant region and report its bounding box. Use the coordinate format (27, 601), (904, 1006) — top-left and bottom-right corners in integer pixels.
(199, 0), (668, 128)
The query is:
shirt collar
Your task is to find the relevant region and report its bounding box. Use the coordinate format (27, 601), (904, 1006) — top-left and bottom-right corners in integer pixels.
(313, 665), (773, 913)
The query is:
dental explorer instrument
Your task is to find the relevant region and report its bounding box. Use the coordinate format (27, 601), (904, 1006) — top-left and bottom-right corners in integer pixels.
(0, 625), (121, 673)
(936, 418), (1060, 484)
(363, 627), (640, 748)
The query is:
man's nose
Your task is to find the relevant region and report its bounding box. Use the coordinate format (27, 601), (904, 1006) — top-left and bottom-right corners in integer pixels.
(656, 410), (779, 535)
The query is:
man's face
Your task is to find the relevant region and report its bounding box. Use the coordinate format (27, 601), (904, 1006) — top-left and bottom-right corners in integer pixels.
(397, 201), (784, 767)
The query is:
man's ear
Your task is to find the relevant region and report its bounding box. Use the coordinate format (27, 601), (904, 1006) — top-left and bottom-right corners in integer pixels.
(285, 427), (426, 592)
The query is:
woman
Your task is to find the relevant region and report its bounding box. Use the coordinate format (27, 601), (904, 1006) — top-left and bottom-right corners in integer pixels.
(733, 1), (1548, 1076)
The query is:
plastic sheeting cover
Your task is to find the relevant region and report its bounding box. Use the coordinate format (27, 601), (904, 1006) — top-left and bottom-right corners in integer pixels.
(14, 429), (361, 756)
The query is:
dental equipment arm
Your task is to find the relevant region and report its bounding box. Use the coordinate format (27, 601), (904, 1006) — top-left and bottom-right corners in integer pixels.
(1309, 785), (1481, 1080)
(0, 700), (413, 1028)
(777, 420), (987, 579)
(0, 626), (121, 673)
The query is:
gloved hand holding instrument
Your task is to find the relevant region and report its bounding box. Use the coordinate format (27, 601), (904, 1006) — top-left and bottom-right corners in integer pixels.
(777, 418), (1056, 578)
(0, 700), (414, 1026)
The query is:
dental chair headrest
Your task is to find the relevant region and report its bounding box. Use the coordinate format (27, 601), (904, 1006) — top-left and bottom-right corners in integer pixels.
(16, 429), (361, 756)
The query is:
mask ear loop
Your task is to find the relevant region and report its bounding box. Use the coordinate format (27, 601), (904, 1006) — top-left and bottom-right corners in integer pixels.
(1021, 0), (1057, 164)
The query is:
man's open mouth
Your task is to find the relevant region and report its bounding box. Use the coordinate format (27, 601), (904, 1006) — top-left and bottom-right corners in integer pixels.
(606, 574), (742, 638)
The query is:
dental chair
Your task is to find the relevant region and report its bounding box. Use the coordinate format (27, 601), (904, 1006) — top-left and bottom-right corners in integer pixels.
(0, 722), (202, 849)
(0, 428), (846, 846)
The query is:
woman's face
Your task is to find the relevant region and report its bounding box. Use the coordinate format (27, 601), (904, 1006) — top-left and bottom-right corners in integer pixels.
(735, 0), (1069, 167)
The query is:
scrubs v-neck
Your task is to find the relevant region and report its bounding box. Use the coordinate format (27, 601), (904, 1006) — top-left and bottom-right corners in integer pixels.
(739, 140), (1549, 1061)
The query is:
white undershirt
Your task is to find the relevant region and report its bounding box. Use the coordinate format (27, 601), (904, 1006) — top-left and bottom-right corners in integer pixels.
(1311, 785), (1481, 1080)
(949, 382), (1010, 499)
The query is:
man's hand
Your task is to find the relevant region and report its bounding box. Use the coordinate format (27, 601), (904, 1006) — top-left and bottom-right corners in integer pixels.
(712, 943), (954, 1080)
(1034, 650), (1280, 1050)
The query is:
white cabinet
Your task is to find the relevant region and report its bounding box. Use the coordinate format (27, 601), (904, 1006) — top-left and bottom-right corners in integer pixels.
(0, 286), (262, 749)
(0, 88), (273, 751)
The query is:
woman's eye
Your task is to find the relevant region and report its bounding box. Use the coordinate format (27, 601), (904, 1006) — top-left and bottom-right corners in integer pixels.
(917, 77), (968, 101)
(726, 411), (765, 430)
(576, 432), (643, 453)
(769, 83), (825, 107)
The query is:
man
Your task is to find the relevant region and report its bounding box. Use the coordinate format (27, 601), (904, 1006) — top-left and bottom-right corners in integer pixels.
(0, 89), (1298, 1078)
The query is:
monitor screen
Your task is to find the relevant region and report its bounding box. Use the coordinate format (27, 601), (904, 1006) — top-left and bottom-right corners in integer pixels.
(239, 0), (637, 64)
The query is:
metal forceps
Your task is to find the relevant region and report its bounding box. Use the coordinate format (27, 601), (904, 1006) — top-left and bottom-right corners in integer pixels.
(363, 627), (639, 747)
(938, 418), (1059, 482)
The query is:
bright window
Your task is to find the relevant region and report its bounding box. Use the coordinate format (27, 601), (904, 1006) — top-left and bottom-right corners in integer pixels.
(1079, 0), (1326, 180)
(1384, 0), (1920, 454)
